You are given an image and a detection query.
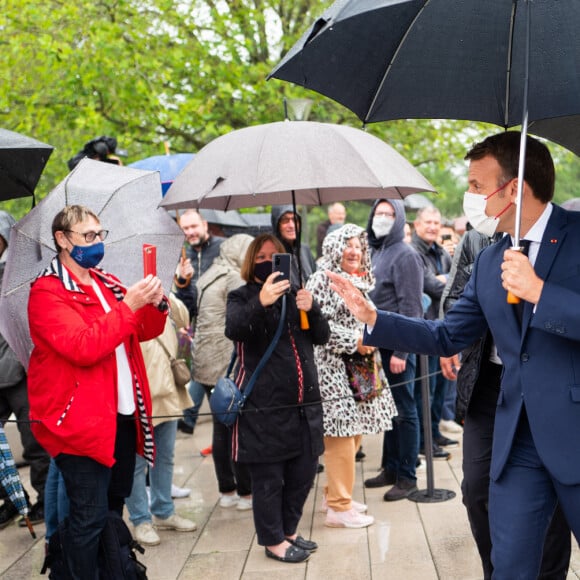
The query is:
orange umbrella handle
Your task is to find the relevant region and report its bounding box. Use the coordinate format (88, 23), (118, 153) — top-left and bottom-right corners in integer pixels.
(299, 309), (310, 330)
(507, 290), (520, 304)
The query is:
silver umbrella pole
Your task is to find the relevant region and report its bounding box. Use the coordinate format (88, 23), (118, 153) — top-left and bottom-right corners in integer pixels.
(513, 0), (531, 248)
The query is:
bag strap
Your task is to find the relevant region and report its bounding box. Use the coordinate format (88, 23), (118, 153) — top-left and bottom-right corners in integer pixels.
(226, 294), (287, 401)
(154, 337), (176, 361)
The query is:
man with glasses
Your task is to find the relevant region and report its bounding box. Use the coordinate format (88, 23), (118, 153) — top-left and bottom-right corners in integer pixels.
(271, 205), (317, 286)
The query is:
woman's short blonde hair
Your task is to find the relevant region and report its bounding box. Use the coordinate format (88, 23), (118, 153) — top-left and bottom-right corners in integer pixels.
(52, 205), (100, 252)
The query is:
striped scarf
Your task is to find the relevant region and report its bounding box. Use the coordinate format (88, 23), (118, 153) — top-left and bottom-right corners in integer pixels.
(39, 257), (155, 464)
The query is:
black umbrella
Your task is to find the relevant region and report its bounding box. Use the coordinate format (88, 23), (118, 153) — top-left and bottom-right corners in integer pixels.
(0, 129), (53, 201)
(269, 0), (580, 247)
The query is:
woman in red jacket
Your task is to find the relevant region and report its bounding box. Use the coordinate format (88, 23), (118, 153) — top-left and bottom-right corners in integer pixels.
(27, 205), (167, 579)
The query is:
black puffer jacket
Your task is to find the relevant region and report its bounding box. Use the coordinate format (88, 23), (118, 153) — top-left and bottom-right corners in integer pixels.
(225, 282), (329, 463)
(411, 232), (452, 320)
(440, 229), (494, 420)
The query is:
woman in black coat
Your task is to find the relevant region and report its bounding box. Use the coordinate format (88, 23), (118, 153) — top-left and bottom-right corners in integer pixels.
(225, 233), (330, 564)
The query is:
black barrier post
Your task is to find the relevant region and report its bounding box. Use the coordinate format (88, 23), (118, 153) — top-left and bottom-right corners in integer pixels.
(408, 354), (455, 503)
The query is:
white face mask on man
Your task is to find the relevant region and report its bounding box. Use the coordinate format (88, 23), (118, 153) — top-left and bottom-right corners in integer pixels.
(462, 181), (514, 237)
(371, 215), (395, 238)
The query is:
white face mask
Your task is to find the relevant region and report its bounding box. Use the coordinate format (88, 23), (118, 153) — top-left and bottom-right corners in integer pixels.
(372, 215), (395, 238)
(463, 188), (514, 238)
(462, 192), (500, 237)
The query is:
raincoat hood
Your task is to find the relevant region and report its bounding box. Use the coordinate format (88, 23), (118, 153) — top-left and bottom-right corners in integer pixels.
(318, 223), (374, 293)
(271, 204), (301, 240)
(366, 199), (406, 250)
(213, 233), (254, 270)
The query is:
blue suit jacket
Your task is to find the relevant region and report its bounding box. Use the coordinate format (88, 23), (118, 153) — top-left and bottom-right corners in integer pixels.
(366, 204), (580, 484)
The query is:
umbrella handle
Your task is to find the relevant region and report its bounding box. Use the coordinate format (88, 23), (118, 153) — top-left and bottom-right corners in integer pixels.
(507, 291), (521, 304)
(299, 309), (310, 330)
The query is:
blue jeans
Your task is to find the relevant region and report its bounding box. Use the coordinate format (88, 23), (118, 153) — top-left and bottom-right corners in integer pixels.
(381, 351), (419, 482)
(182, 380), (206, 430)
(441, 379), (457, 421)
(126, 420), (177, 525)
(44, 459), (69, 540)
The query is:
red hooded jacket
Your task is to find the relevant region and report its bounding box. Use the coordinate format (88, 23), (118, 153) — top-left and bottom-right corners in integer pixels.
(27, 259), (166, 467)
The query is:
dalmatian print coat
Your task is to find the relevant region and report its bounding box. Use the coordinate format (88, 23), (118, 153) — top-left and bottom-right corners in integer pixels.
(306, 223), (397, 437)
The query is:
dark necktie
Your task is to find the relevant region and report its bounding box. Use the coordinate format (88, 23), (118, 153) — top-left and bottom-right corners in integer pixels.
(514, 239), (531, 325)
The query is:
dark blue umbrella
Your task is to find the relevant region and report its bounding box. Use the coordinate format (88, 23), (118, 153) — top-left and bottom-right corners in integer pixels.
(129, 153), (194, 196)
(0, 424), (35, 537)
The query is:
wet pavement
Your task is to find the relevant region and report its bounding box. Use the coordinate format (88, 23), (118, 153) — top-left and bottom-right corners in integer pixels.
(1, 408), (579, 579)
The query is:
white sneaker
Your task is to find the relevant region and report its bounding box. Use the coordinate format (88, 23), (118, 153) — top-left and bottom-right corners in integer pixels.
(219, 493), (240, 508)
(325, 508), (374, 529)
(440, 419), (463, 434)
(171, 484), (191, 498)
(153, 513), (197, 532)
(236, 497), (253, 511)
(134, 522), (161, 546)
(320, 496), (367, 513)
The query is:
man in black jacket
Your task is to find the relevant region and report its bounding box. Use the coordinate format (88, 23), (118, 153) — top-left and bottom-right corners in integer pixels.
(411, 206), (456, 458)
(175, 209), (224, 434)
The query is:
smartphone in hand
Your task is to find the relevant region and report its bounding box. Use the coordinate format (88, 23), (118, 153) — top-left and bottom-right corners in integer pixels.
(143, 244), (157, 277)
(272, 253), (291, 289)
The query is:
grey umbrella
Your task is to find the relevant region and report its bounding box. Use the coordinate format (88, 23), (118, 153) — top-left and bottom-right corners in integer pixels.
(269, 0), (580, 246)
(160, 120), (434, 211)
(0, 158), (184, 367)
(160, 119), (433, 328)
(0, 129), (53, 201)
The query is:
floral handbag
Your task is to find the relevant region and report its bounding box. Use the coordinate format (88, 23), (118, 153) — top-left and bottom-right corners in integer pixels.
(342, 350), (383, 402)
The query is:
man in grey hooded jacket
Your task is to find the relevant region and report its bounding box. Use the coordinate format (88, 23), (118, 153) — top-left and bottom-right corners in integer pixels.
(363, 200), (425, 501)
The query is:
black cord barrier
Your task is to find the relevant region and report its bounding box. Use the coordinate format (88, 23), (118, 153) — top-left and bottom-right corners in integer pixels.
(2, 367), (446, 426)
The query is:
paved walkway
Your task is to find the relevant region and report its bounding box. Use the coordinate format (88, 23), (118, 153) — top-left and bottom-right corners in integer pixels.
(1, 410), (579, 579)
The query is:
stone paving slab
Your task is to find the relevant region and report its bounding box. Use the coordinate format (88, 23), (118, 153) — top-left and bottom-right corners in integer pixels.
(1, 414), (579, 579)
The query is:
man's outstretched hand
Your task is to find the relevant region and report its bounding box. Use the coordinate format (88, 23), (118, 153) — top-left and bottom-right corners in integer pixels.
(326, 270), (378, 326)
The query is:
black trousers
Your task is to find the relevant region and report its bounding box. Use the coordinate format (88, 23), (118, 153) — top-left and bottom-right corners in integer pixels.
(462, 361), (571, 579)
(203, 385), (252, 496)
(245, 414), (318, 546)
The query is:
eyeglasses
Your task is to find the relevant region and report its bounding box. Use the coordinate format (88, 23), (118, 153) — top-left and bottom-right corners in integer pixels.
(374, 211), (395, 218)
(279, 216), (297, 225)
(65, 229), (109, 242)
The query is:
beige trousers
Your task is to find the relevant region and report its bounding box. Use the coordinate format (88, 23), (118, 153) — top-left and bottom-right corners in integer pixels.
(323, 434), (362, 512)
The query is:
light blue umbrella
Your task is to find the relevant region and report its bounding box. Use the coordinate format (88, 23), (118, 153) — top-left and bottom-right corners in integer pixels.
(129, 153), (194, 196)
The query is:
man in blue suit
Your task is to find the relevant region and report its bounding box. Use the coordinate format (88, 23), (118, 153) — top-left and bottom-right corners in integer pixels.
(328, 131), (576, 579)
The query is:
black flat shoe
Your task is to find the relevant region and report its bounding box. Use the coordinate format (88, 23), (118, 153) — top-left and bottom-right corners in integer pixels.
(265, 545), (310, 563)
(287, 535), (318, 552)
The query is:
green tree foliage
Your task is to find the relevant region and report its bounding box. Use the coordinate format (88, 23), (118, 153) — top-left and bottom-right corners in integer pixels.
(1, 0), (580, 227)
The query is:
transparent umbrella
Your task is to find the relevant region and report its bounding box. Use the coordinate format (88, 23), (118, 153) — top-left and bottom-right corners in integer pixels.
(0, 158), (183, 368)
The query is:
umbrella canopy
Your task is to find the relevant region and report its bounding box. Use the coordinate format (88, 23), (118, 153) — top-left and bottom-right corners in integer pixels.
(0, 424), (34, 537)
(160, 121), (434, 211)
(0, 158), (184, 368)
(269, 0), (580, 128)
(129, 153), (194, 196)
(0, 129), (53, 201)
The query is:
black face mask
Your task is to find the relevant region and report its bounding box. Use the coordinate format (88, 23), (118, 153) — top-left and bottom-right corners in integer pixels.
(254, 260), (272, 283)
